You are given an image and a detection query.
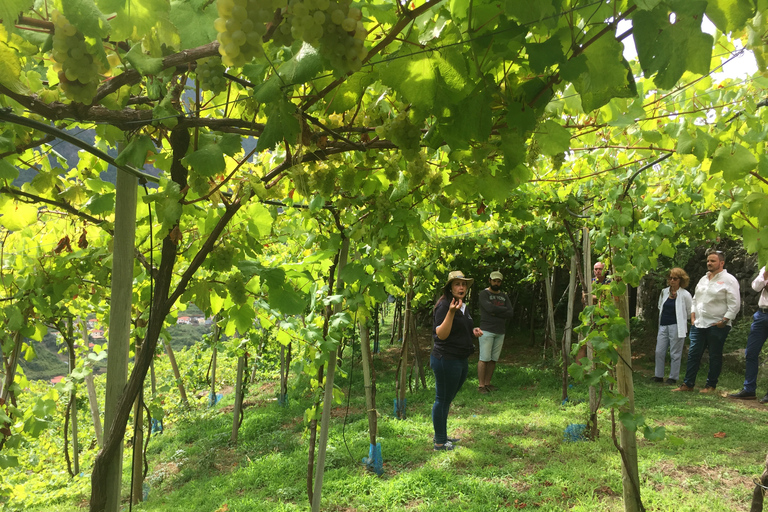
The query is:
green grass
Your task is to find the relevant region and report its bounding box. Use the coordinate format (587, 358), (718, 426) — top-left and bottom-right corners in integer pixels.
(21, 318), (768, 512)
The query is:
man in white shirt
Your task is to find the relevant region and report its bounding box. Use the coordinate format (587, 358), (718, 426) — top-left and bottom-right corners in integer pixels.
(673, 249), (740, 393)
(727, 266), (768, 401)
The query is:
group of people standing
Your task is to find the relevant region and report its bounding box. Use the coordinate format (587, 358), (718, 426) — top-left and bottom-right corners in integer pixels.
(429, 250), (768, 451)
(653, 249), (768, 401)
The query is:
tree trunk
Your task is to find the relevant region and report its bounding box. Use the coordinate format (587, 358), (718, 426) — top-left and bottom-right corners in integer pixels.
(279, 342), (291, 404)
(563, 254), (578, 402)
(101, 164), (137, 512)
(409, 313), (426, 389)
(750, 451), (768, 512)
(1, 331), (23, 405)
(131, 388), (144, 505)
(311, 236), (349, 512)
(162, 339), (189, 407)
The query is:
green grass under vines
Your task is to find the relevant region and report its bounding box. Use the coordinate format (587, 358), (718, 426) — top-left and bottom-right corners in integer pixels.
(21, 317), (768, 511)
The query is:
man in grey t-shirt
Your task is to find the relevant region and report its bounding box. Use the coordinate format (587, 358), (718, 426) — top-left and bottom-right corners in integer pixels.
(477, 271), (514, 393)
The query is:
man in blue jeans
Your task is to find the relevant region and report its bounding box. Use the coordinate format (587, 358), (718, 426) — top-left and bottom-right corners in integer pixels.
(728, 266), (768, 401)
(673, 249), (740, 393)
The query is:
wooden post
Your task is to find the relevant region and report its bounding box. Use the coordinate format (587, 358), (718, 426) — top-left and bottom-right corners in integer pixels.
(162, 339), (189, 407)
(583, 227), (598, 439)
(358, 320), (377, 445)
(396, 270), (413, 417)
(563, 254), (578, 401)
(66, 318), (80, 474)
(230, 352), (245, 444)
(103, 161), (137, 512)
(611, 254), (642, 511)
(209, 318), (221, 407)
(80, 318), (102, 447)
(85, 373), (102, 448)
(544, 266), (557, 359)
(310, 236), (349, 512)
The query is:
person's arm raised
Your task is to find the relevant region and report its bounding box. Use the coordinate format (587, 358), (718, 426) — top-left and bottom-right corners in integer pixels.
(435, 298), (461, 340)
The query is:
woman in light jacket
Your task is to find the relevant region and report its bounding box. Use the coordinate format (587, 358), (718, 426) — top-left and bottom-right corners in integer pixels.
(653, 268), (693, 385)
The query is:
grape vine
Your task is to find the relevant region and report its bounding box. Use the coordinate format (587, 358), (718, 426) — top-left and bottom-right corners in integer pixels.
(215, 0), (285, 67)
(51, 11), (108, 104)
(196, 58), (228, 95)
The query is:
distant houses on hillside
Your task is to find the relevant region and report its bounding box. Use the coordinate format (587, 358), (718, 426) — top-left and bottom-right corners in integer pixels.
(81, 315), (211, 338)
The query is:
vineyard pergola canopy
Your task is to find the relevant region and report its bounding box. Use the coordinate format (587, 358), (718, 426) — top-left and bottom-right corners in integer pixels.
(2, 0), (768, 510)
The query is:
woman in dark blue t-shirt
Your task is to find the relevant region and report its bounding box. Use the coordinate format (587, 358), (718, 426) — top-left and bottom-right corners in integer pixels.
(653, 267), (693, 385)
(431, 270), (483, 450)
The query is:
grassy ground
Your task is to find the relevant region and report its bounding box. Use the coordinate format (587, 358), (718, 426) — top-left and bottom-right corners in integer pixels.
(38, 318), (768, 512)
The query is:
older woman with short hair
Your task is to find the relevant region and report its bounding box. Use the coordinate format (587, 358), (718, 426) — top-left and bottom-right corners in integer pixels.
(653, 268), (693, 385)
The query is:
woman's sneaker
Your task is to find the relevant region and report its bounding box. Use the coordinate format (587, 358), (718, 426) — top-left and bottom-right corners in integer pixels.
(434, 441), (456, 451)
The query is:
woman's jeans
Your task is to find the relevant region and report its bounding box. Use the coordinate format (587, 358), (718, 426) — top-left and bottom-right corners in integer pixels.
(431, 354), (468, 444)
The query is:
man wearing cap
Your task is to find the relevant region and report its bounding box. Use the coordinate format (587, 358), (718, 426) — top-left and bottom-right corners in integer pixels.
(477, 271), (514, 393)
(728, 266), (768, 401)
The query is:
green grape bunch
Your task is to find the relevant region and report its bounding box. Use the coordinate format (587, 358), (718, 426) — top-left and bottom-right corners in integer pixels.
(51, 10), (109, 104)
(226, 272), (249, 304)
(375, 113), (423, 159)
(196, 57), (227, 94)
(279, 0), (367, 73)
(215, 0), (286, 67)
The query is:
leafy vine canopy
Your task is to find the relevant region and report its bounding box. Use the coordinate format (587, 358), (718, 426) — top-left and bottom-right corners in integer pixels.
(1, 0), (768, 269)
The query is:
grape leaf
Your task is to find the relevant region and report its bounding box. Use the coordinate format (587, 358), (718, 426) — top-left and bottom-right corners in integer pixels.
(62, 0), (111, 38)
(536, 120), (571, 156)
(256, 99), (300, 152)
(0, 201), (37, 231)
(711, 144), (758, 182)
(633, 3), (713, 90)
(115, 134), (155, 169)
(643, 425), (666, 441)
(572, 35), (637, 112)
(526, 37), (566, 73)
(705, 0), (756, 33)
(0, 159), (19, 181)
(183, 145), (225, 177)
(170, 0), (217, 50)
(0, 0), (33, 32)
(619, 411), (645, 432)
(0, 34), (28, 95)
(124, 44), (165, 76)
(0, 454), (18, 469)
(84, 193), (116, 215)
